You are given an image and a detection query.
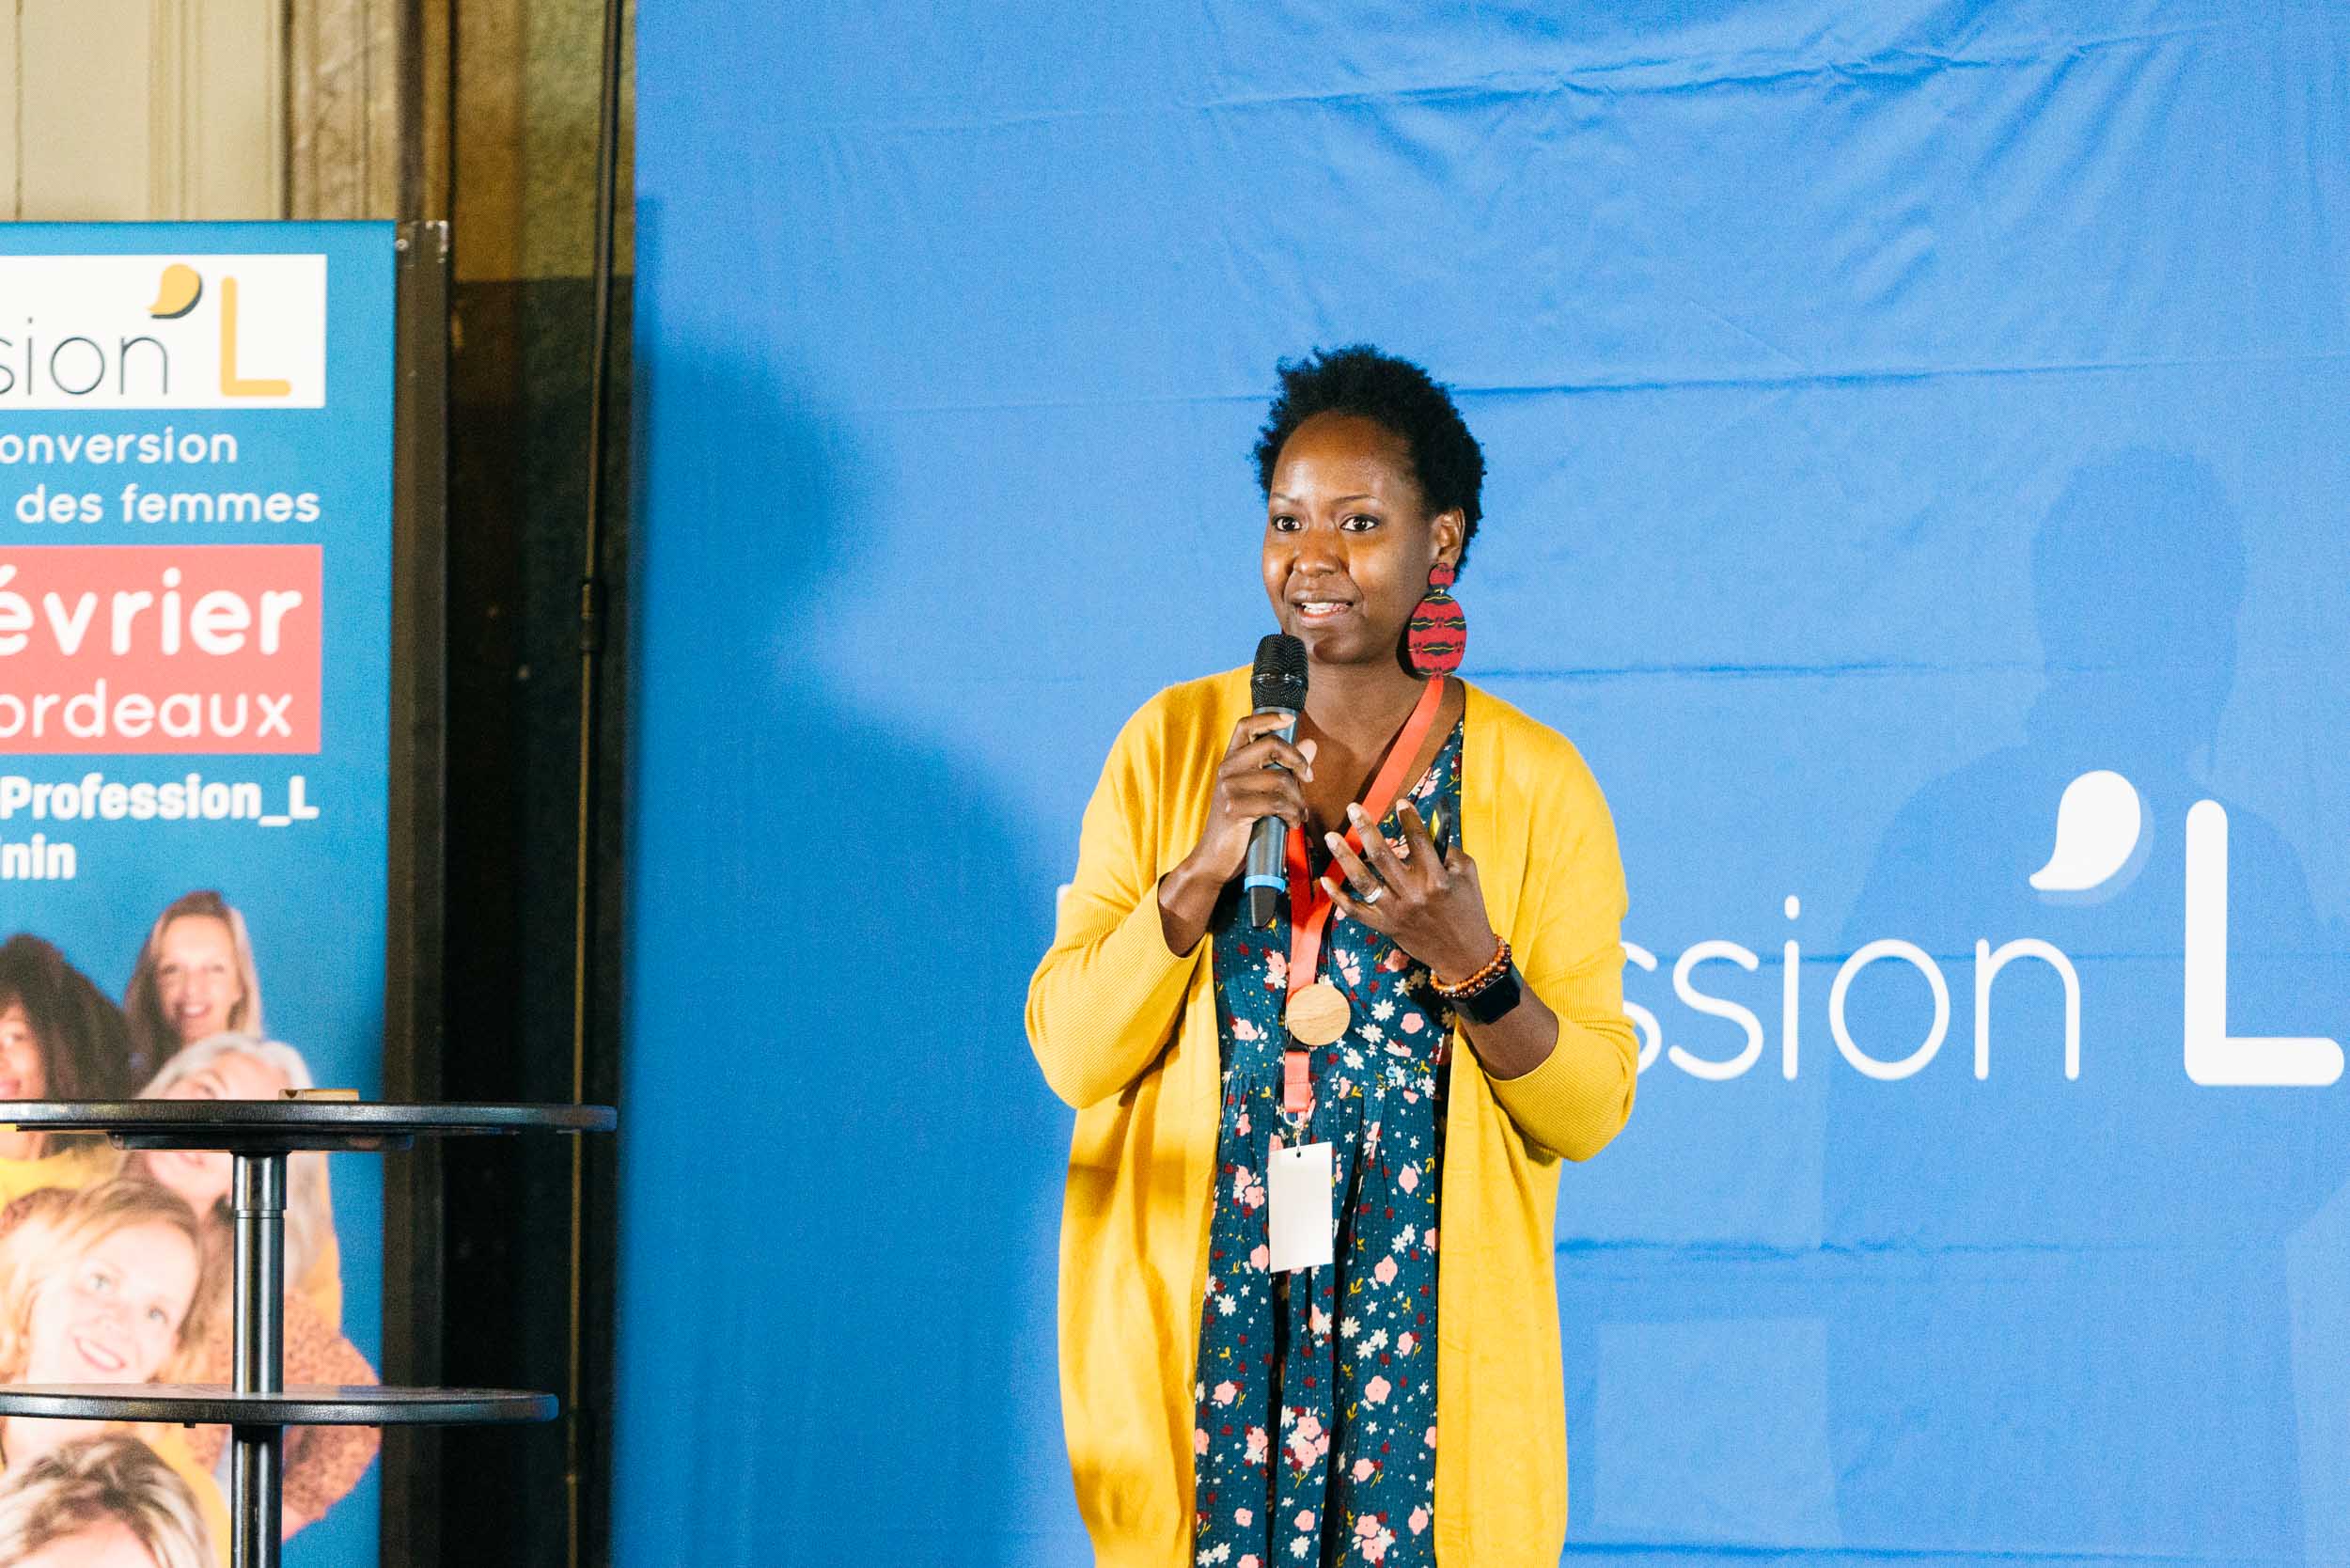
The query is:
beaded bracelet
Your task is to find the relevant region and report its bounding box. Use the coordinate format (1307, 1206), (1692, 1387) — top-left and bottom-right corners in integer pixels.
(1431, 935), (1512, 1000)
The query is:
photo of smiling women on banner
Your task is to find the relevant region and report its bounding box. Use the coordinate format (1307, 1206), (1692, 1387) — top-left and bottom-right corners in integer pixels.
(0, 1181), (227, 1560)
(0, 938), (134, 1204)
(124, 1037), (375, 1540)
(0, 1435), (212, 1568)
(119, 897), (263, 1087)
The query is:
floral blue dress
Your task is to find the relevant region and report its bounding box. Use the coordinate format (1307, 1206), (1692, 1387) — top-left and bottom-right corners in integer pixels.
(1191, 720), (1462, 1568)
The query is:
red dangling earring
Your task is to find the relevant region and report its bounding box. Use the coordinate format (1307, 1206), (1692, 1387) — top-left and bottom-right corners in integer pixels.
(1404, 561), (1466, 677)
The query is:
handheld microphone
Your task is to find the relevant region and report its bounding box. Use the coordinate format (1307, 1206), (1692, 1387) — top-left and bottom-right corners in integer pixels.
(1245, 634), (1308, 928)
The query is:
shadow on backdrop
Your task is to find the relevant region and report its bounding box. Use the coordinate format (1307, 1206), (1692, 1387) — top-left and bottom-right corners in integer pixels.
(617, 204), (1066, 1566)
(1823, 449), (2349, 1560)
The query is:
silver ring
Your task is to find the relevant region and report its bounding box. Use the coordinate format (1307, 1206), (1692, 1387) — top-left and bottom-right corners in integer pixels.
(1355, 882), (1386, 905)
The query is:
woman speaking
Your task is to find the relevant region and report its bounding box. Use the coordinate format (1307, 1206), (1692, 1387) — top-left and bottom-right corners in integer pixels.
(1028, 346), (1638, 1567)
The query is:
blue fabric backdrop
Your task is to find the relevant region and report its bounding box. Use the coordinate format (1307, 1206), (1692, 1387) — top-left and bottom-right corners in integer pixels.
(619, 3), (2350, 1561)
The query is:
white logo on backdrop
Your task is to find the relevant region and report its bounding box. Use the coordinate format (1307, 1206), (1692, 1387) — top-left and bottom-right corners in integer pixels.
(1627, 769), (2342, 1090)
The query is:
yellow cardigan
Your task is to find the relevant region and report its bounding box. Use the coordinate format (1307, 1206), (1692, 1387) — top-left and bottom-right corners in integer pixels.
(1027, 669), (1637, 1567)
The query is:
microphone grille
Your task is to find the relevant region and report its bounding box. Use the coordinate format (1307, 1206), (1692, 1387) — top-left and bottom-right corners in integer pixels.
(1251, 634), (1308, 711)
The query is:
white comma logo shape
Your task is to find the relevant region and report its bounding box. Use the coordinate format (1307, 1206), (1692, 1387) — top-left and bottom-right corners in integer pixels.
(2029, 769), (2147, 900)
(2033, 769), (2342, 1088)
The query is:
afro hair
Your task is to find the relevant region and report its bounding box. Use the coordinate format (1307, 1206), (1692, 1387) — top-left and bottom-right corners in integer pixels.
(1252, 345), (1487, 572)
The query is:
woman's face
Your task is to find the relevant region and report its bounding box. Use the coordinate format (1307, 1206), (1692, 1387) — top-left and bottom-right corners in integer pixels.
(154, 914), (243, 1044)
(1261, 412), (1463, 668)
(143, 1051), (290, 1214)
(23, 1222), (199, 1385)
(0, 1004), (46, 1102)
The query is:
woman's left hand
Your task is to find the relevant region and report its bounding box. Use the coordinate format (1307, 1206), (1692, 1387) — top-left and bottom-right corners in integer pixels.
(1320, 802), (1501, 985)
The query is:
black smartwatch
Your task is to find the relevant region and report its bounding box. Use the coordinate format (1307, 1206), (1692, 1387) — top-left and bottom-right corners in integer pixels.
(1449, 962), (1524, 1026)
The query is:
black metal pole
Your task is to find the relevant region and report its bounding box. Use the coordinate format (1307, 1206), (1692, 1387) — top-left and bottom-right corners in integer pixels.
(231, 1151), (288, 1568)
(569, 2), (628, 1564)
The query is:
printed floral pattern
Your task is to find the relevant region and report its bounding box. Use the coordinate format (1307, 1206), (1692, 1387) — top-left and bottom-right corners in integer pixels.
(1192, 721), (1461, 1568)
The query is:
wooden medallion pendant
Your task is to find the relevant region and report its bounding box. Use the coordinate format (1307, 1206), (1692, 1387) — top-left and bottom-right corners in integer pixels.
(1284, 980), (1351, 1045)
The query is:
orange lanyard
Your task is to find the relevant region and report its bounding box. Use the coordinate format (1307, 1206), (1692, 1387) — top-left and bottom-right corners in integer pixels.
(1278, 674), (1446, 1118)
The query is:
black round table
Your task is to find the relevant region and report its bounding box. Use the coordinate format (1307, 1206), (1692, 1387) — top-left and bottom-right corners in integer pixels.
(0, 1100), (616, 1568)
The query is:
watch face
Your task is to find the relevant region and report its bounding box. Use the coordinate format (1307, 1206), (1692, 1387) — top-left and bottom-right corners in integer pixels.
(1461, 965), (1524, 1025)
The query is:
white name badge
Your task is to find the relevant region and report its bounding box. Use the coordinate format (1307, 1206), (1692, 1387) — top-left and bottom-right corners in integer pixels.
(1266, 1139), (1335, 1274)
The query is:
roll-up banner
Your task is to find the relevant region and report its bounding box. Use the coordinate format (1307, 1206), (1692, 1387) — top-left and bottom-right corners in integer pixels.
(0, 222), (394, 1565)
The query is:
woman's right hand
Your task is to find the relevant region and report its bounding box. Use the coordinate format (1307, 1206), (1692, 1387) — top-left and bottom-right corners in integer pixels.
(1156, 714), (1316, 954)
